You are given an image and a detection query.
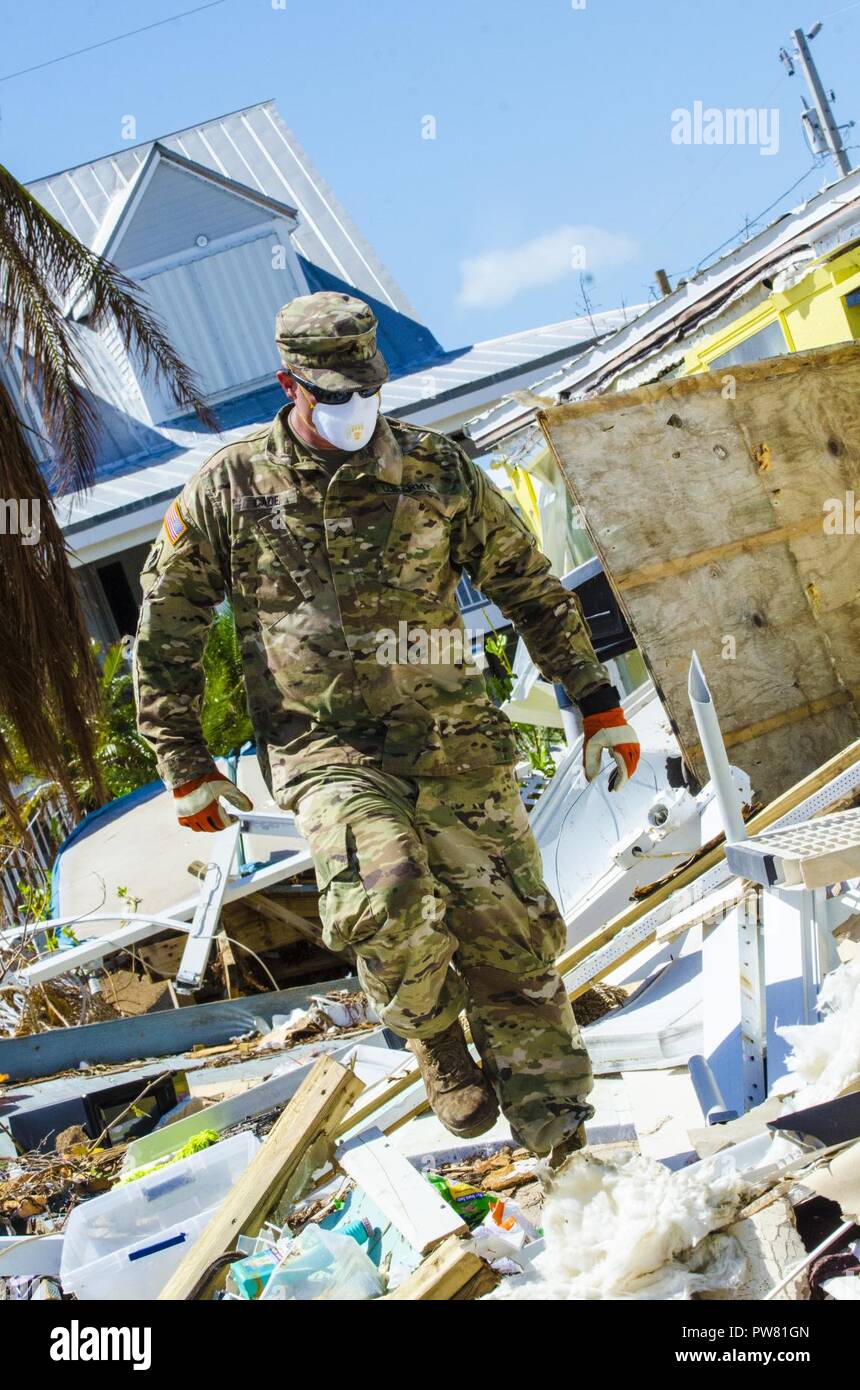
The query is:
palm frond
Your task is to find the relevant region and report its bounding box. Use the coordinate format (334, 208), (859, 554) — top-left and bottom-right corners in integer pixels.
(0, 375), (103, 825)
(0, 164), (217, 494)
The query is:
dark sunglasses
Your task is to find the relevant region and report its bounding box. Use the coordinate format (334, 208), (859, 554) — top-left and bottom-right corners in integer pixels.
(291, 372), (380, 406)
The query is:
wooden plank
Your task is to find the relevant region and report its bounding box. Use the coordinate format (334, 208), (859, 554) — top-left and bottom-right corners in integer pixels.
(335, 1126), (467, 1252)
(383, 1233), (499, 1301)
(335, 1057), (421, 1139)
(616, 516), (822, 590)
(252, 891), (327, 947)
(303, 1061), (428, 1191)
(686, 686), (860, 756)
(540, 344), (860, 803)
(158, 1055), (364, 1300)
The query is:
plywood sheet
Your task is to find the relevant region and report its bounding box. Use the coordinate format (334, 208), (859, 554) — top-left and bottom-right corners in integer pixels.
(541, 345), (860, 802)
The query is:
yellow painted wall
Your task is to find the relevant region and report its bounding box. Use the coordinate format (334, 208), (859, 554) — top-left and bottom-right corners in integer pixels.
(682, 242), (860, 375)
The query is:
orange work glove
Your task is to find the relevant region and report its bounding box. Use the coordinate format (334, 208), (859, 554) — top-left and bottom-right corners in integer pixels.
(173, 772), (253, 832)
(582, 708), (640, 791)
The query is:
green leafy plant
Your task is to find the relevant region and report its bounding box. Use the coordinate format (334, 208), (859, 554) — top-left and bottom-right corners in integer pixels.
(513, 723), (558, 778)
(16, 874), (51, 923)
(59, 639), (158, 805)
(116, 884), (141, 913)
(201, 605), (254, 756)
(483, 628), (560, 778)
(483, 630), (515, 705)
(7, 603), (254, 825)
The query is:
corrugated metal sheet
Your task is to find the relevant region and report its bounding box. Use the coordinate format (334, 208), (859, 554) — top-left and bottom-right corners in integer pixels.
(536, 170), (860, 403)
(465, 175), (860, 451)
(57, 436), (224, 533)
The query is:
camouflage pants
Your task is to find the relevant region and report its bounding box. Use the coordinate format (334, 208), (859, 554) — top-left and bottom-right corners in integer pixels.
(282, 762), (593, 1155)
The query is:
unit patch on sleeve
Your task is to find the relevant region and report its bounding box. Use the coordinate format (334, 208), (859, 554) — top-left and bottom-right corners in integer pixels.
(163, 498), (189, 545)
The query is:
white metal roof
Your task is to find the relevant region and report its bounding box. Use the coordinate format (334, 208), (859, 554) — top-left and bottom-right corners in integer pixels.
(381, 307), (639, 415)
(28, 99), (415, 322)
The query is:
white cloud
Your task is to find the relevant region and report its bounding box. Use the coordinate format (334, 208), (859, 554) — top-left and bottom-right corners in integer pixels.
(456, 224), (639, 310)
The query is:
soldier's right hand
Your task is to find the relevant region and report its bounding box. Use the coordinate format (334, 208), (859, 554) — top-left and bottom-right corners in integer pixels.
(173, 771), (254, 832)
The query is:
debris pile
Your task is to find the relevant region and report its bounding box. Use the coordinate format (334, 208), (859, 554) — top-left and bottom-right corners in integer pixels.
(491, 1149), (748, 1300)
(3, 723), (860, 1303)
(1, 1138), (125, 1227)
(0, 975), (122, 1039)
(489, 952), (860, 1302)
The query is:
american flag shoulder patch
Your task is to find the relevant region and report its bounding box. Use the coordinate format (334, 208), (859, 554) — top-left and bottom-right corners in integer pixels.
(163, 498), (189, 545)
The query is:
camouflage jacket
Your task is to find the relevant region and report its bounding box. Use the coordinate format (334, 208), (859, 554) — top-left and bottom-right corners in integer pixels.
(133, 406), (610, 796)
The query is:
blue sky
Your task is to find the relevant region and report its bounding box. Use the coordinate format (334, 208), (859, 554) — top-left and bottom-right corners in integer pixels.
(3, 0), (859, 352)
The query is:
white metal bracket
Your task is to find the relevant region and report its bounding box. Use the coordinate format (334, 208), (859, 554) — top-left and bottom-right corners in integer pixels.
(174, 822), (241, 994)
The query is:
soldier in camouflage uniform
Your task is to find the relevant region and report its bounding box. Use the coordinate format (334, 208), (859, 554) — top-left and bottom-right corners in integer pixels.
(133, 290), (640, 1159)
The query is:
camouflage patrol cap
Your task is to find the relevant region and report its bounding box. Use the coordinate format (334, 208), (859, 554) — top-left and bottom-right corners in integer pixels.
(275, 291), (389, 392)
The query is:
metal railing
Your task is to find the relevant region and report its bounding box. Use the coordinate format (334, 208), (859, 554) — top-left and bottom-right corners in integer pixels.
(0, 786), (76, 920)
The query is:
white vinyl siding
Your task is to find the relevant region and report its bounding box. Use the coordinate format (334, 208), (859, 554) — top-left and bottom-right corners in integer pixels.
(133, 231), (304, 418)
(114, 162), (272, 271)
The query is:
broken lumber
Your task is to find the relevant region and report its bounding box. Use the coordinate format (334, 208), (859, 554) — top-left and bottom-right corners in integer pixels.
(383, 1234), (499, 1300)
(335, 1126), (467, 1252)
(158, 1055), (364, 1300)
(252, 891), (327, 947)
(138, 910), (320, 977)
(17, 850), (315, 987)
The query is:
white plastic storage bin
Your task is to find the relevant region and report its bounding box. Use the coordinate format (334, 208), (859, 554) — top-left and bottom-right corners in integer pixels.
(260, 1224), (383, 1300)
(61, 1130), (260, 1301)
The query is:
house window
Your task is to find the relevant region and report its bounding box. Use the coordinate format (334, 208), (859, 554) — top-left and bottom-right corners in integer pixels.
(708, 319), (788, 370)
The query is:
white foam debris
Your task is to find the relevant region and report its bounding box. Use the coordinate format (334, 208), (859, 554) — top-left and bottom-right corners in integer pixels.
(488, 1148), (747, 1301)
(776, 956), (860, 1106)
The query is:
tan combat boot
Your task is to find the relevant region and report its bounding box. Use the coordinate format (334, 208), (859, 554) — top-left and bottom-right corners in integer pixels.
(408, 1020), (499, 1138)
(545, 1100), (595, 1172)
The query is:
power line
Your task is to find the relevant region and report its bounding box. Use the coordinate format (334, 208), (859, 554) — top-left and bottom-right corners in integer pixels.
(821, 1), (860, 18)
(667, 160), (824, 282)
(0, 0), (230, 84)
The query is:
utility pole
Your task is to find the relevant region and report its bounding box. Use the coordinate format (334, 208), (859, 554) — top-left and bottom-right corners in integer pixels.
(780, 22), (852, 178)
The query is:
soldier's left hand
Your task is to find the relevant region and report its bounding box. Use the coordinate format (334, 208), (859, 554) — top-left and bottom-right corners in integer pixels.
(582, 708), (640, 791)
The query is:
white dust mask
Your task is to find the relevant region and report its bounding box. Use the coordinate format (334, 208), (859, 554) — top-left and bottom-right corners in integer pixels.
(312, 391), (379, 451)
